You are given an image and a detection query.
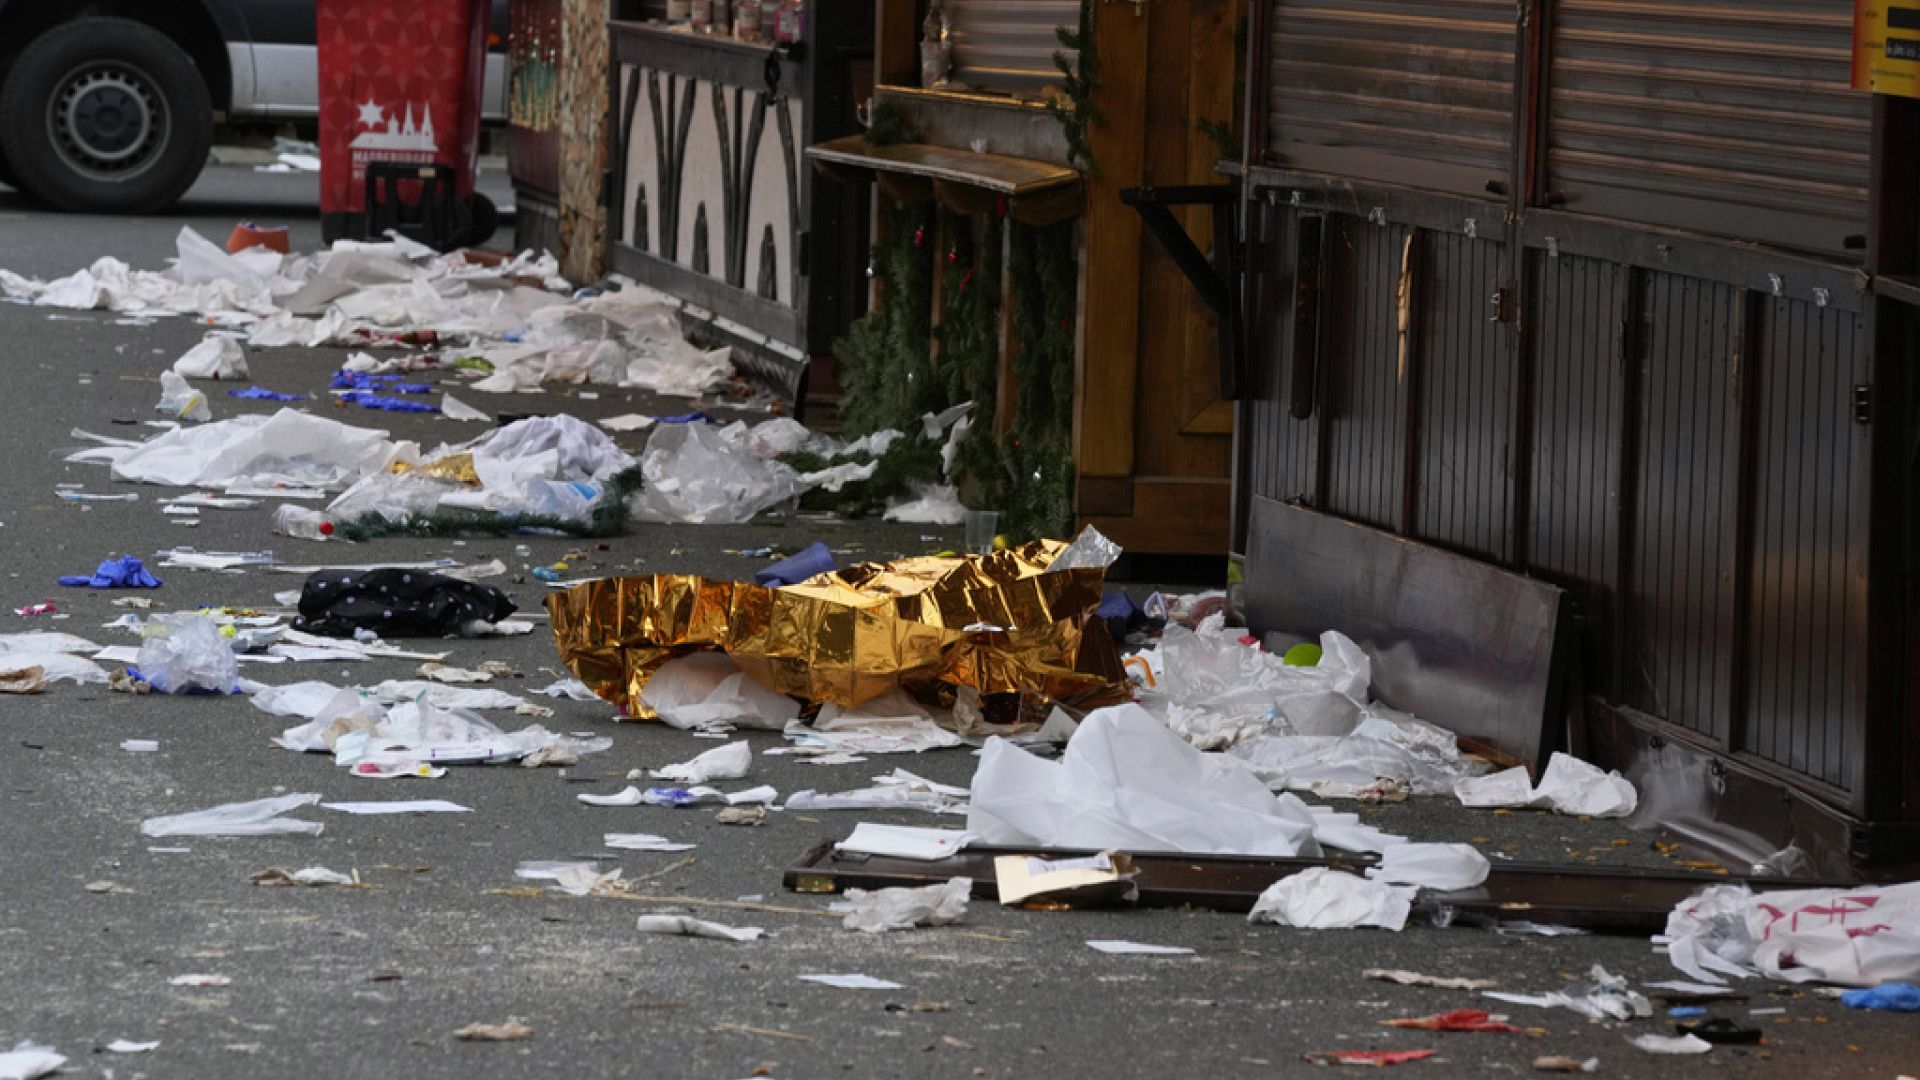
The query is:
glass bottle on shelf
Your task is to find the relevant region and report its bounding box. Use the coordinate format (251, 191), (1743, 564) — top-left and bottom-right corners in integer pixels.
(920, 0), (951, 87)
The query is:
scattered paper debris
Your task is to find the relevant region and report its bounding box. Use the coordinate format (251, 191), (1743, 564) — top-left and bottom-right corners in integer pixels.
(104, 1039), (160, 1053)
(603, 833), (697, 853)
(1085, 940), (1194, 956)
(1484, 966), (1651, 1022)
(1248, 869), (1414, 931)
(1533, 1056), (1599, 1073)
(1365, 969), (1498, 991)
(454, 1019), (534, 1042)
(797, 974), (904, 991)
(834, 823), (974, 861)
(168, 974), (230, 987)
(1628, 1033), (1711, 1055)
(634, 915), (765, 942)
(0, 1042), (64, 1080)
(1456, 752), (1637, 818)
(248, 867), (358, 887)
(120, 739), (160, 752)
(321, 800), (474, 815)
(650, 740), (752, 784)
(142, 794), (323, 838)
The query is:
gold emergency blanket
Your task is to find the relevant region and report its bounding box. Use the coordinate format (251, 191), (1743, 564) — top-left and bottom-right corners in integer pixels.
(545, 539), (1128, 717)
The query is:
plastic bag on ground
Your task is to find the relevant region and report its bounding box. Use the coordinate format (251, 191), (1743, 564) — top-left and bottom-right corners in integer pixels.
(1247, 868), (1414, 930)
(1137, 618), (1370, 750)
(155, 370), (211, 422)
(0, 1041), (65, 1080)
(625, 422), (799, 525)
(1456, 752), (1637, 818)
(1660, 881), (1920, 987)
(842, 877), (972, 933)
(1841, 981), (1920, 1011)
(136, 614), (240, 694)
(1483, 964), (1652, 1021)
(639, 653), (800, 731)
(967, 703), (1322, 858)
(141, 793), (324, 837)
(791, 691), (965, 755)
(173, 335), (249, 379)
(1364, 843), (1492, 891)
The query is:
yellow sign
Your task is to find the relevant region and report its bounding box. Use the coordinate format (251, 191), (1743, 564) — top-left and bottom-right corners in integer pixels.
(1855, 0), (1920, 97)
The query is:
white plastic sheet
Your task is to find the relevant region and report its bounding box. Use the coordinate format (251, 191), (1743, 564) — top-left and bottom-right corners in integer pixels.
(95, 409), (399, 490)
(173, 335), (249, 379)
(968, 704), (1323, 858)
(791, 692), (965, 755)
(639, 653), (799, 731)
(1482, 965), (1651, 1021)
(1629, 1034), (1712, 1055)
(0, 1042), (64, 1080)
(136, 614), (240, 694)
(785, 770), (970, 816)
(834, 823), (975, 861)
(842, 877), (972, 933)
(625, 422), (799, 525)
(1455, 752), (1638, 818)
(1659, 881), (1920, 987)
(141, 793), (324, 838)
(1247, 868), (1413, 931)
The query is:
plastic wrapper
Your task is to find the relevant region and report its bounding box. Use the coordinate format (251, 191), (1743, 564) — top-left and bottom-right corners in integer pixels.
(1660, 881), (1920, 987)
(881, 482), (966, 525)
(968, 704), (1323, 858)
(1629, 1034), (1713, 1055)
(546, 533), (1128, 716)
(649, 740), (752, 784)
(1841, 981), (1920, 1011)
(0, 1041), (65, 1080)
(1137, 618), (1371, 750)
(155, 370), (211, 422)
(786, 770), (970, 816)
(173, 335), (249, 379)
(140, 793), (324, 837)
(1247, 868), (1413, 930)
(1364, 843), (1491, 891)
(136, 614), (240, 694)
(841, 877), (972, 933)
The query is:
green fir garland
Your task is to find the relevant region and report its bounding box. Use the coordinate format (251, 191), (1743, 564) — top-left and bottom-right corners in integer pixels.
(832, 201), (936, 436)
(1048, 0), (1103, 176)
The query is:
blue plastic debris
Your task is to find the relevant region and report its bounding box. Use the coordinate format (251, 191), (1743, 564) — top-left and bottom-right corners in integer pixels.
(330, 370), (433, 394)
(1096, 591), (1148, 642)
(57, 555), (162, 589)
(339, 391), (439, 413)
(657, 411), (712, 424)
(643, 788), (702, 808)
(1842, 982), (1920, 1012)
(531, 566), (562, 582)
(228, 386), (303, 401)
(754, 541), (835, 587)
(1667, 1006), (1707, 1019)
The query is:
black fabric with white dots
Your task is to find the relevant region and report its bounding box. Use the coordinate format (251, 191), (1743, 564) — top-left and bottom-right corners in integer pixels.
(291, 569), (517, 638)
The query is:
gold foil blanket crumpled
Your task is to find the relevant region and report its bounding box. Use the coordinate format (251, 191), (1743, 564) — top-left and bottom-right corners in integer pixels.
(545, 533), (1130, 719)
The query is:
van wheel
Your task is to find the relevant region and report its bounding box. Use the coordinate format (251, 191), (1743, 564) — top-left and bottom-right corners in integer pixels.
(0, 18), (212, 213)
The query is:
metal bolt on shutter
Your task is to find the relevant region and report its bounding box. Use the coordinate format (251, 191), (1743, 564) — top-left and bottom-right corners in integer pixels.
(1546, 0), (1872, 256)
(1265, 0), (1516, 198)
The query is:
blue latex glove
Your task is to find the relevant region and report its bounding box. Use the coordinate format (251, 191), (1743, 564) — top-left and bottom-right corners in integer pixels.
(229, 386), (303, 401)
(340, 391), (439, 413)
(58, 555), (162, 589)
(754, 541), (835, 586)
(1842, 982), (1920, 1011)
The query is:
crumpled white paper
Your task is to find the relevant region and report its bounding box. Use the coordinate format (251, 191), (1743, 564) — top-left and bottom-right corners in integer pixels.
(842, 877), (972, 933)
(1629, 1034), (1713, 1055)
(1138, 619), (1372, 749)
(1659, 881), (1920, 987)
(834, 823), (974, 861)
(1364, 842), (1491, 891)
(785, 769), (970, 816)
(1455, 752), (1637, 818)
(968, 704), (1322, 858)
(83, 409), (400, 490)
(1247, 868), (1413, 930)
(639, 653), (799, 731)
(789, 691), (965, 755)
(173, 334), (249, 379)
(141, 793), (324, 838)
(881, 482), (966, 525)
(650, 740), (752, 784)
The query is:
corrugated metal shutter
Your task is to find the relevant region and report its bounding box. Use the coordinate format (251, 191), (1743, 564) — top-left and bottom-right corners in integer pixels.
(1546, 1), (1871, 257)
(1264, 0), (1516, 198)
(945, 0), (1078, 97)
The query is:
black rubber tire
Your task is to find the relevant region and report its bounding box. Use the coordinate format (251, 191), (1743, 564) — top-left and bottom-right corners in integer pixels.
(463, 191), (498, 248)
(0, 18), (211, 213)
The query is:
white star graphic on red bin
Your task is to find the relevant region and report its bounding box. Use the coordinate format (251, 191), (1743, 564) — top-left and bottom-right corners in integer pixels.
(356, 99), (384, 128)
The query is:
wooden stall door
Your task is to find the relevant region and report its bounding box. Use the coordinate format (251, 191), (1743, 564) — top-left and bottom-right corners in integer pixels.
(1074, 0), (1237, 556)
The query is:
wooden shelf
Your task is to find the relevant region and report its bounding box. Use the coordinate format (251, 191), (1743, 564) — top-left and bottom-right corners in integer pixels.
(806, 135), (1083, 225)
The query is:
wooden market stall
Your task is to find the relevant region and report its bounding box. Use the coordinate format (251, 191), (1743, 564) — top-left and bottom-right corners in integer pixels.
(804, 0), (1241, 555)
(599, 4), (876, 398)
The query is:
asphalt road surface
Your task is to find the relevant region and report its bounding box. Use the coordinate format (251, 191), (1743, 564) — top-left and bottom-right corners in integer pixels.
(0, 167), (1906, 1079)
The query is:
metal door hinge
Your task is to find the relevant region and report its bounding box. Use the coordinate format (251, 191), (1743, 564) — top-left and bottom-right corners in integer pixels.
(1853, 384), (1873, 425)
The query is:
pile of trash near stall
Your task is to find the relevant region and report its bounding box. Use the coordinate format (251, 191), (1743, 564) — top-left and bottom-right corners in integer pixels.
(0, 226), (736, 399)
(66, 403), (974, 533)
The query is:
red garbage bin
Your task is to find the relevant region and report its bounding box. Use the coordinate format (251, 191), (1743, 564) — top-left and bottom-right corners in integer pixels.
(317, 0), (497, 249)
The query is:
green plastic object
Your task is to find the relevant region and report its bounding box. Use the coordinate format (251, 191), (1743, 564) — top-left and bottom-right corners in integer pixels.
(1282, 642), (1323, 667)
